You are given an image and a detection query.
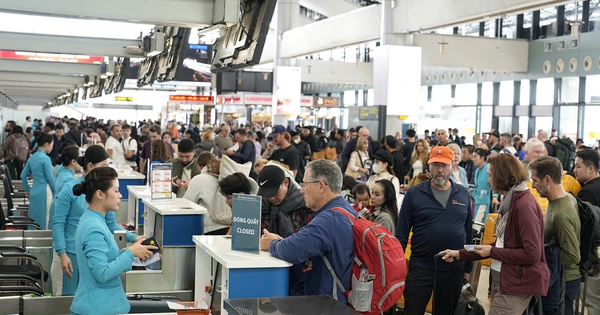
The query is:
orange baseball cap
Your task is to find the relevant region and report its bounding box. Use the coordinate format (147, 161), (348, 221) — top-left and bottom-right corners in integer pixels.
(428, 146), (455, 165)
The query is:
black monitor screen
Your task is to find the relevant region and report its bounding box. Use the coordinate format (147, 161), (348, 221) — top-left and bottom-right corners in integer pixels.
(175, 44), (212, 82)
(156, 27), (191, 82)
(211, 0), (277, 73)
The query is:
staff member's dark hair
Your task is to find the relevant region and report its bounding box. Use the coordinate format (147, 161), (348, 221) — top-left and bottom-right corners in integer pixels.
(61, 145), (80, 166)
(73, 167), (119, 203)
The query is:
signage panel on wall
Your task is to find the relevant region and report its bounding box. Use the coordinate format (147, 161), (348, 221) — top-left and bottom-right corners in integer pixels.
(359, 107), (379, 120)
(314, 97), (339, 107)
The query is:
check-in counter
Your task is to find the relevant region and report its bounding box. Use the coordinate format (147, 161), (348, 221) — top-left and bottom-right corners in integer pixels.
(118, 170), (145, 199)
(193, 235), (291, 315)
(127, 185), (151, 233)
(125, 198), (206, 298)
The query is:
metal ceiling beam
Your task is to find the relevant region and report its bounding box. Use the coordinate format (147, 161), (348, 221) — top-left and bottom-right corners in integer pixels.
(0, 72), (85, 85)
(267, 0), (571, 61)
(299, 0), (359, 17)
(0, 31), (141, 58)
(0, 0), (214, 27)
(1, 88), (68, 95)
(0, 59), (101, 75)
(0, 81), (76, 89)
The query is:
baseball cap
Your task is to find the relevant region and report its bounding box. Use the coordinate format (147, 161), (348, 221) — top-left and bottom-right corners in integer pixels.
(267, 125), (287, 138)
(428, 146), (455, 165)
(372, 150), (394, 168)
(488, 130), (500, 138)
(257, 165), (285, 198)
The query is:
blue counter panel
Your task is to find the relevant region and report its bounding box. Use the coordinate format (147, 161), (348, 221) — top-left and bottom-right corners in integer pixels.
(163, 214), (204, 246)
(229, 268), (289, 298)
(119, 178), (144, 200)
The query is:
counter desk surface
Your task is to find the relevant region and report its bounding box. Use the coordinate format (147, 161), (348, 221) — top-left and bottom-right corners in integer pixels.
(193, 235), (292, 269)
(143, 198), (207, 216)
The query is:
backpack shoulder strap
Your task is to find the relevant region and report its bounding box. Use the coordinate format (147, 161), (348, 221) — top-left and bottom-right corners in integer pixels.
(331, 207), (356, 225)
(322, 255), (347, 300)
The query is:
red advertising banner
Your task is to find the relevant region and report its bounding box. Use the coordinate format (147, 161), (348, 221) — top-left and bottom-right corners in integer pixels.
(0, 51), (104, 63)
(169, 95), (214, 102)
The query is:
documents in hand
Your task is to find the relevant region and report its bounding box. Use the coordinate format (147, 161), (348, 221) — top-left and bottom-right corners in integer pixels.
(229, 143), (239, 151)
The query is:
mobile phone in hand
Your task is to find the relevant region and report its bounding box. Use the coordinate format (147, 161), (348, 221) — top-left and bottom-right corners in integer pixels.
(464, 244), (477, 252)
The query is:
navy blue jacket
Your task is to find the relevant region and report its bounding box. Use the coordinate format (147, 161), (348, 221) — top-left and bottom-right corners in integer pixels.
(269, 196), (356, 303)
(396, 180), (473, 272)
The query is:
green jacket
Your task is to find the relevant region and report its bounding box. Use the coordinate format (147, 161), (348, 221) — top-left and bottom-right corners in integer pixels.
(168, 158), (201, 194)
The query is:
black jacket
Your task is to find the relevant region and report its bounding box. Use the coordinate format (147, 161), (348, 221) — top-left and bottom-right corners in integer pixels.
(262, 183), (311, 238)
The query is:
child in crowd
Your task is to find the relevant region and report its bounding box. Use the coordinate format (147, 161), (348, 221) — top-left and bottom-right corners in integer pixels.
(351, 183), (373, 217)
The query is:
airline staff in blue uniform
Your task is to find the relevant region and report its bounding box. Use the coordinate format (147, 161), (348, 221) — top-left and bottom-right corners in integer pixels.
(21, 133), (56, 229)
(70, 167), (155, 315)
(52, 145), (141, 295)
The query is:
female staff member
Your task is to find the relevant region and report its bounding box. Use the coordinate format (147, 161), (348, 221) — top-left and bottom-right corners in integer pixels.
(71, 167), (155, 315)
(439, 154), (549, 315)
(49, 145), (82, 295)
(53, 145), (140, 295)
(404, 139), (429, 181)
(21, 133), (55, 229)
(472, 148), (492, 225)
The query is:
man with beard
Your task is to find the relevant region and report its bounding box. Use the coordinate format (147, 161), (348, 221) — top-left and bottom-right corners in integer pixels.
(396, 146), (473, 315)
(257, 165), (312, 295)
(168, 139), (201, 198)
(4, 120), (15, 134)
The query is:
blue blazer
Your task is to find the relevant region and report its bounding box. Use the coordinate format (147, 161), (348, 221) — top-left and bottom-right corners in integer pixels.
(71, 209), (134, 315)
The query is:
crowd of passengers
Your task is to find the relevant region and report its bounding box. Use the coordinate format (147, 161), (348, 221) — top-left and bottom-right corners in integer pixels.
(2, 115), (599, 315)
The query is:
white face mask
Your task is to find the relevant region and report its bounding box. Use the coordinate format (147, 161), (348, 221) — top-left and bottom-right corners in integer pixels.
(477, 140), (483, 146)
(372, 163), (383, 174)
(293, 138), (300, 144)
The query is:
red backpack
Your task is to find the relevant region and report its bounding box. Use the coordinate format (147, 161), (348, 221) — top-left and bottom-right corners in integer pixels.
(323, 207), (407, 315)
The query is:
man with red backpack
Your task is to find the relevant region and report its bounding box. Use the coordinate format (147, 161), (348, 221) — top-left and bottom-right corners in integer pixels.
(261, 160), (406, 314)
(260, 159), (355, 303)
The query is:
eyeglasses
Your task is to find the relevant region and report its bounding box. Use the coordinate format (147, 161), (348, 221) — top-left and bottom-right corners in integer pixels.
(300, 181), (321, 188)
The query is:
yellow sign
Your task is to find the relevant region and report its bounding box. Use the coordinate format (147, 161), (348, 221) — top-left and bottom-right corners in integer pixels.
(115, 96), (133, 102)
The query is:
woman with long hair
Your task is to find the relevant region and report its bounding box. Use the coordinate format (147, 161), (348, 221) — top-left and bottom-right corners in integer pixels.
(440, 154), (549, 315)
(21, 133), (55, 229)
(71, 167), (155, 315)
(161, 131), (176, 158)
(345, 137), (370, 180)
(53, 145), (141, 296)
(184, 156), (231, 235)
(369, 179), (399, 233)
(49, 145), (83, 295)
(150, 139), (170, 164)
(472, 148), (492, 225)
(405, 139), (430, 181)
(446, 143), (468, 187)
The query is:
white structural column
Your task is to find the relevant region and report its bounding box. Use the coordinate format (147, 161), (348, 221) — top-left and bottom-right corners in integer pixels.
(374, 1), (421, 134)
(272, 0), (300, 126)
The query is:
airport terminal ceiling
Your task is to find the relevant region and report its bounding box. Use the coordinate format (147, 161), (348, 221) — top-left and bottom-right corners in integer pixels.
(0, 0), (584, 106)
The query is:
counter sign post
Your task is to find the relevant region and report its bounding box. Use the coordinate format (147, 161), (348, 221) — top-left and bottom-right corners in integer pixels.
(231, 194), (262, 254)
